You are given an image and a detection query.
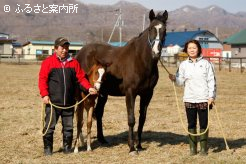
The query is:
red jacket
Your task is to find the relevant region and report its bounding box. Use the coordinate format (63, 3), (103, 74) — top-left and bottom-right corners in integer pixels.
(39, 54), (91, 106)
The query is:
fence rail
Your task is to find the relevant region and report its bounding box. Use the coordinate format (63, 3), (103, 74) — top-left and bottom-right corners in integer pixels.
(204, 56), (245, 73)
(0, 54), (42, 64)
(1, 54), (245, 73)
(160, 56), (246, 73)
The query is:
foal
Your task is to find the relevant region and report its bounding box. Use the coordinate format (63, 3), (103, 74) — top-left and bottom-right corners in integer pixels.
(74, 64), (105, 152)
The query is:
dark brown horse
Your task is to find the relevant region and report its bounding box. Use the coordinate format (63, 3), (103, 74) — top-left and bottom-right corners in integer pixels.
(76, 9), (168, 154)
(74, 64), (105, 153)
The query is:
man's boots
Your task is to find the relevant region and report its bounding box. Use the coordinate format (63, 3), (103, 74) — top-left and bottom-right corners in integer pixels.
(200, 129), (209, 156)
(43, 135), (53, 156)
(63, 135), (73, 154)
(188, 129), (197, 156)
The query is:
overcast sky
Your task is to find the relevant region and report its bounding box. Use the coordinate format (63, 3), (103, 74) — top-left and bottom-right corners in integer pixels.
(79, 0), (246, 13)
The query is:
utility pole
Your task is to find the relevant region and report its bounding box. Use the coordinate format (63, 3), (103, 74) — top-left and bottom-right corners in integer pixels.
(119, 8), (122, 46)
(108, 8), (123, 46)
(215, 27), (219, 38)
(142, 14), (145, 31)
(101, 29), (104, 42)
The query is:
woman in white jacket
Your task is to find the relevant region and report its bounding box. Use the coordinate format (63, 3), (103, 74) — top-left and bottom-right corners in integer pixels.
(169, 40), (216, 156)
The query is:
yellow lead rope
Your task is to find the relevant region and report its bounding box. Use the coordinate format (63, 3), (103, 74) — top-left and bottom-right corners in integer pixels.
(172, 81), (209, 136)
(172, 81), (230, 150)
(159, 59), (230, 150)
(41, 93), (91, 136)
(214, 103), (230, 150)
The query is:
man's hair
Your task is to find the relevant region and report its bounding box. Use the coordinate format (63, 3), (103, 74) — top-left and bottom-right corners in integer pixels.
(54, 37), (70, 49)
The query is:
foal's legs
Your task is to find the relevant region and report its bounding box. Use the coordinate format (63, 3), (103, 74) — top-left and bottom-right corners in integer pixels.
(136, 90), (153, 150)
(74, 103), (84, 153)
(94, 93), (108, 144)
(84, 98), (95, 151)
(86, 106), (94, 151)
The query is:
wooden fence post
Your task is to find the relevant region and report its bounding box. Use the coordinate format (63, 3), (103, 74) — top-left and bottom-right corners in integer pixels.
(240, 58), (243, 73)
(229, 58), (231, 72)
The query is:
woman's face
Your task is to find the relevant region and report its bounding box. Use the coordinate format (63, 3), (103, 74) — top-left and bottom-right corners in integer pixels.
(187, 43), (198, 59)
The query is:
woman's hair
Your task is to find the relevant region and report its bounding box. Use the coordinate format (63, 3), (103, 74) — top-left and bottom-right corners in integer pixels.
(183, 40), (202, 57)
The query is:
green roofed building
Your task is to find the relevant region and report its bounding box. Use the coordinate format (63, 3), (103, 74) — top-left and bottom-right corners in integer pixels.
(223, 29), (246, 58)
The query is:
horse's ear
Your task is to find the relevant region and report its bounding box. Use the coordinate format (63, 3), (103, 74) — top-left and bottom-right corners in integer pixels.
(149, 9), (155, 22)
(162, 10), (168, 22)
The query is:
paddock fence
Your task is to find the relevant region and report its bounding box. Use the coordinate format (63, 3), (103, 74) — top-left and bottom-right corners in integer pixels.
(160, 56), (246, 73)
(0, 54), (245, 73)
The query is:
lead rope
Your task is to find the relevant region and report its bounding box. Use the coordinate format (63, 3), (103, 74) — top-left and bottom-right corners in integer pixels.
(159, 59), (230, 150)
(214, 103), (230, 150)
(172, 81), (209, 136)
(41, 93), (91, 136)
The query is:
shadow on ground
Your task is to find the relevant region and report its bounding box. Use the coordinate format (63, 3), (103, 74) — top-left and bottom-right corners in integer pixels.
(77, 131), (246, 153)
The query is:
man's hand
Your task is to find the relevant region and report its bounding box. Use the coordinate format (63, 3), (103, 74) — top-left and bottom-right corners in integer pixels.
(42, 96), (50, 104)
(89, 88), (97, 95)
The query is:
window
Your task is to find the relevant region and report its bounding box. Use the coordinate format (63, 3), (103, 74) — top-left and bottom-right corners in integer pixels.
(36, 50), (49, 55)
(42, 50), (49, 55)
(36, 50), (42, 55)
(199, 37), (209, 41)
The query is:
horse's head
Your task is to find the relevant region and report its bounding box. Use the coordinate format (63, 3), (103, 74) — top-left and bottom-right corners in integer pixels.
(148, 9), (168, 59)
(88, 64), (106, 91)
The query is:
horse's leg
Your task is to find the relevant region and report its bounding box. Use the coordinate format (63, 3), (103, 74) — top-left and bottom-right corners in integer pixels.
(125, 89), (137, 154)
(136, 90), (153, 150)
(94, 93), (108, 144)
(86, 106), (94, 151)
(74, 103), (84, 153)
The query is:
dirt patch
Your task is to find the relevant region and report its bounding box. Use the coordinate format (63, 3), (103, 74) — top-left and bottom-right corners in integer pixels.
(0, 63), (245, 163)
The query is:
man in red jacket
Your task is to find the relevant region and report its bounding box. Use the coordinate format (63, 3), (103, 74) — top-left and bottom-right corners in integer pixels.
(39, 37), (97, 156)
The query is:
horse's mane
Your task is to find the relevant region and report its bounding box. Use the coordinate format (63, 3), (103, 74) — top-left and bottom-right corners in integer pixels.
(126, 26), (150, 45)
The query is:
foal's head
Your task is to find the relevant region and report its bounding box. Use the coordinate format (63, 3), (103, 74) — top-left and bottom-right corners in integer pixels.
(148, 9), (168, 59)
(88, 64), (106, 91)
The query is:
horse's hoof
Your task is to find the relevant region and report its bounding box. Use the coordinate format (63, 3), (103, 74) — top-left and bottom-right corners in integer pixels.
(136, 145), (143, 151)
(98, 137), (108, 144)
(74, 148), (79, 153)
(129, 150), (138, 156)
(87, 147), (92, 151)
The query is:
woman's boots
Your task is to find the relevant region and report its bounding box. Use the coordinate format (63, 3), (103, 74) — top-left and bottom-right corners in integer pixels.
(200, 129), (208, 156)
(188, 129), (208, 156)
(188, 129), (197, 155)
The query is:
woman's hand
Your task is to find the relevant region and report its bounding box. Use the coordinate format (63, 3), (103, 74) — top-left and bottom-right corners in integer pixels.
(208, 98), (214, 105)
(169, 74), (176, 82)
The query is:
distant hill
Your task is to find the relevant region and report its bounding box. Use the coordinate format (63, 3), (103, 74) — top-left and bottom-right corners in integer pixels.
(168, 5), (246, 40)
(1, 0), (246, 43)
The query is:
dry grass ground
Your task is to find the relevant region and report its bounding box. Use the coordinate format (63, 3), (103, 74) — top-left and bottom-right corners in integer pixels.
(0, 63), (245, 163)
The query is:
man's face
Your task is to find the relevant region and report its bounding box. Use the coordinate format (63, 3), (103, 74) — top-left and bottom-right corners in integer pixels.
(55, 44), (69, 59)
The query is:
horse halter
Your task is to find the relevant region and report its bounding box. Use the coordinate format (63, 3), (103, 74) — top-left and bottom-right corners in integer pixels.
(147, 34), (163, 49)
(147, 23), (165, 58)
